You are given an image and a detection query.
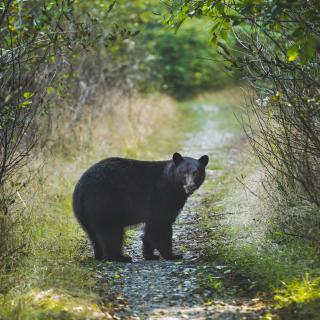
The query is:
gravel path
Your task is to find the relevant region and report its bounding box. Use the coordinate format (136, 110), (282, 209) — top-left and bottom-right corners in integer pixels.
(100, 104), (266, 319)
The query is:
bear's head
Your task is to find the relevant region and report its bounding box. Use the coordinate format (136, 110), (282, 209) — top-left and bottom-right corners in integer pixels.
(171, 152), (209, 195)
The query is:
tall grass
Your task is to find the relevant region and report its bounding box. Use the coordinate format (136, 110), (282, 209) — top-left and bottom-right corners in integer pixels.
(0, 93), (181, 319)
(197, 91), (320, 317)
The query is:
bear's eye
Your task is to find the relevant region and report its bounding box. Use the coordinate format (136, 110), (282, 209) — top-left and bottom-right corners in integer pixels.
(192, 170), (198, 177)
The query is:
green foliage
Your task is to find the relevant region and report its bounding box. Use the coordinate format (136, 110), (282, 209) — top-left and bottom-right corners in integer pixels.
(0, 181), (102, 319)
(275, 276), (320, 307)
(0, 0), (131, 186)
(198, 121), (320, 317)
(199, 145), (320, 290)
(167, 0), (320, 64)
(272, 276), (320, 319)
(170, 0), (320, 243)
(0, 0), (140, 273)
(91, 1), (236, 99)
(148, 21), (232, 99)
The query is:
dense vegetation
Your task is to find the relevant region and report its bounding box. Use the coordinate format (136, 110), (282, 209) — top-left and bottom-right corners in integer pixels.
(0, 0), (230, 271)
(169, 0), (320, 236)
(1, 0), (319, 318)
(168, 0), (320, 317)
(0, 1), (232, 318)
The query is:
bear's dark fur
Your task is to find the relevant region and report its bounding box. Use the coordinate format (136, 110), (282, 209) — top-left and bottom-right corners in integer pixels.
(72, 152), (209, 262)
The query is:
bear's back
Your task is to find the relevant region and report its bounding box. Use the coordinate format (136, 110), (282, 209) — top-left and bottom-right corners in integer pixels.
(73, 157), (171, 226)
(80, 157), (168, 189)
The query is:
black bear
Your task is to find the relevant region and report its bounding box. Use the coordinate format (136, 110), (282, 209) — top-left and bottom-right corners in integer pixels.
(72, 152), (209, 262)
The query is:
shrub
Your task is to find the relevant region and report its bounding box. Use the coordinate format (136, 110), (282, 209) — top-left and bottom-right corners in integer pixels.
(149, 22), (233, 99)
(168, 0), (320, 241)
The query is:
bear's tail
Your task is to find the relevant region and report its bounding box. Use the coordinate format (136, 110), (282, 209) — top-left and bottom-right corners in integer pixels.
(72, 181), (95, 243)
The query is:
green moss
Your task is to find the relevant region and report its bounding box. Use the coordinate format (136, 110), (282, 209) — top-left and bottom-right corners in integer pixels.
(124, 227), (137, 246)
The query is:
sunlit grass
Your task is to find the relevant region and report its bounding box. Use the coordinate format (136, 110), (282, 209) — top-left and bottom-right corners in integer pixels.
(0, 175), (101, 319)
(200, 174), (320, 318)
(0, 93), (185, 319)
(0, 289), (107, 320)
(198, 107), (320, 318)
(273, 276), (320, 319)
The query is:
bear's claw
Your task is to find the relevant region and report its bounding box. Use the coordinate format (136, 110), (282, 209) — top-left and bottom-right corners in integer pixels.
(145, 254), (160, 260)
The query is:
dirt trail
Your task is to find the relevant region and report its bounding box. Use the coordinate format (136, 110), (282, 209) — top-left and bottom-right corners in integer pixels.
(101, 103), (265, 319)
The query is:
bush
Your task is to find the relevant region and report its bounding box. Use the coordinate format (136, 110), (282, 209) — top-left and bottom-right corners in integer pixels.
(148, 22), (233, 99)
(169, 0), (320, 242)
(0, 0), (134, 271)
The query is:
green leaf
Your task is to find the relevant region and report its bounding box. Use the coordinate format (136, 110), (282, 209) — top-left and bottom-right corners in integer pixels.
(215, 3), (225, 15)
(23, 92), (34, 99)
(18, 101), (32, 108)
(287, 46), (299, 62)
(272, 91), (283, 102)
(47, 86), (55, 94)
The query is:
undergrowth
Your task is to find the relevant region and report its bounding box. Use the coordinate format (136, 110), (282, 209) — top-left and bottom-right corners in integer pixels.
(199, 129), (320, 318)
(0, 93), (189, 319)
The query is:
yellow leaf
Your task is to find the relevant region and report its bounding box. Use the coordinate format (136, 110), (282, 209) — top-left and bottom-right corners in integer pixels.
(23, 92), (34, 99)
(287, 47), (299, 62)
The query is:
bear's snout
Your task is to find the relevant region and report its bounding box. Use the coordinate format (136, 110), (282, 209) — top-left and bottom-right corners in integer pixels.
(184, 184), (198, 195)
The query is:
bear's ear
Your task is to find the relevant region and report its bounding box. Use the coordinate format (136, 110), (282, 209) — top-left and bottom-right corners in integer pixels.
(172, 152), (184, 165)
(198, 155), (209, 167)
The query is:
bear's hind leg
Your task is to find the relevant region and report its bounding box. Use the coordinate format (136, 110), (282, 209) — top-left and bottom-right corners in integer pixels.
(98, 227), (132, 263)
(92, 241), (103, 260)
(79, 223), (103, 260)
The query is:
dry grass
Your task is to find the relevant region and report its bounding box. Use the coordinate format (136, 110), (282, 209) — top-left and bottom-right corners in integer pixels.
(47, 92), (177, 159)
(0, 92), (179, 319)
(196, 86), (249, 109)
(200, 136), (320, 319)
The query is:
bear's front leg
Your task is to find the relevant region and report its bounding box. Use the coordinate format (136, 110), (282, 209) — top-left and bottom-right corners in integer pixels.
(145, 222), (183, 260)
(141, 234), (160, 260)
